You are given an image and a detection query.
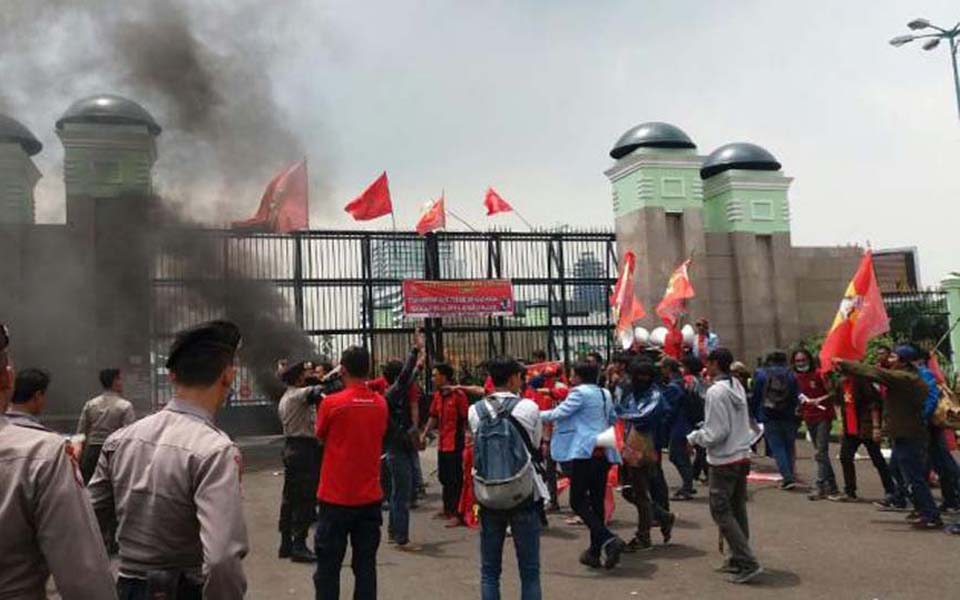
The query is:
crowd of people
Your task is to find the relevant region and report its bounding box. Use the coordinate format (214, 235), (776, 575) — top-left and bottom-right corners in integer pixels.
(2, 316), (958, 599)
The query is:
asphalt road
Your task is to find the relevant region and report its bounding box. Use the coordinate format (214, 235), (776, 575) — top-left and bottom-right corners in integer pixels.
(240, 437), (959, 600)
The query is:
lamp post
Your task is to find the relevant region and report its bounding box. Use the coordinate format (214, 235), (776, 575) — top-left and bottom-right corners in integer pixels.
(890, 17), (960, 120)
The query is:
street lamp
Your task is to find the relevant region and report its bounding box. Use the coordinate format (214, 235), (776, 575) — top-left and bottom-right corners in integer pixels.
(890, 17), (960, 119)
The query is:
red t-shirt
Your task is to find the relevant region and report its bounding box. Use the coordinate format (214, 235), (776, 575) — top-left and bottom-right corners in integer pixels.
(316, 382), (388, 506)
(796, 369), (834, 424)
(429, 389), (469, 452)
(664, 327), (684, 359)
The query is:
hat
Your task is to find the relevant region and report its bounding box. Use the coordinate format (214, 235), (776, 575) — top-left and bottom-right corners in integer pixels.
(165, 320), (242, 370)
(893, 345), (919, 363)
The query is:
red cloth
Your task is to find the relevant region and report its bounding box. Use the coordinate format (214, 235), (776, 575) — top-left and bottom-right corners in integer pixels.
(484, 376), (494, 395)
(366, 377), (387, 395)
(655, 259), (695, 327)
(416, 195), (446, 236)
(429, 389), (469, 452)
(610, 251), (646, 338)
(458, 442), (479, 528)
(345, 171), (393, 221)
(663, 327), (683, 359)
(484, 187), (513, 216)
(232, 160), (308, 233)
(315, 382), (388, 506)
(796, 369), (835, 423)
(819, 250), (889, 371)
(842, 377), (859, 436)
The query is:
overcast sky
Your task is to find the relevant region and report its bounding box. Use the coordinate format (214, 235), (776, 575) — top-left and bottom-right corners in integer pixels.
(18, 0), (960, 284)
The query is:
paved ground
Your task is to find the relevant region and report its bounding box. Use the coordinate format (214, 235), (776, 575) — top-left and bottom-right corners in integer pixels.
(241, 437), (958, 599)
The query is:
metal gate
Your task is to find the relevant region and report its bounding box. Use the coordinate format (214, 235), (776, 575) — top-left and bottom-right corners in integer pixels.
(151, 228), (618, 406)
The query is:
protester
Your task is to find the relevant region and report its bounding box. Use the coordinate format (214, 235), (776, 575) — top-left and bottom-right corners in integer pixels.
(752, 351), (800, 489)
(682, 355), (710, 483)
(615, 357), (676, 551)
(660, 357), (696, 500)
(691, 318), (719, 360)
(421, 362), (470, 525)
(541, 361), (624, 569)
(76, 369), (136, 486)
(469, 355), (547, 600)
(89, 320), (248, 599)
(688, 347), (764, 584)
(792, 349), (839, 501)
(835, 347), (943, 529)
(915, 349), (960, 513)
(525, 360), (568, 513)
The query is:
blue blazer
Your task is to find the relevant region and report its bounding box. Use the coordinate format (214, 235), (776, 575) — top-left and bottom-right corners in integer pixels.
(541, 384), (621, 464)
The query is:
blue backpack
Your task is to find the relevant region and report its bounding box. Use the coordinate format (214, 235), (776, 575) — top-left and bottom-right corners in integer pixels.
(472, 395), (538, 511)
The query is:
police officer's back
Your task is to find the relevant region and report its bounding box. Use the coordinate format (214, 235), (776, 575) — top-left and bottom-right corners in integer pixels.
(88, 320), (249, 600)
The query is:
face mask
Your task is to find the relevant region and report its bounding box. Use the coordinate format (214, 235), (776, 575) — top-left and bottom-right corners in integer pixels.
(795, 362), (811, 373)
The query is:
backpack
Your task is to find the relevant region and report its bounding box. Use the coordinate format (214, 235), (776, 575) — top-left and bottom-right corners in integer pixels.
(932, 384), (960, 430)
(472, 395), (540, 511)
(762, 369), (794, 413)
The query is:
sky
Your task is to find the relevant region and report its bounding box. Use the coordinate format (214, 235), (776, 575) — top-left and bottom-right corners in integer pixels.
(8, 0), (960, 284)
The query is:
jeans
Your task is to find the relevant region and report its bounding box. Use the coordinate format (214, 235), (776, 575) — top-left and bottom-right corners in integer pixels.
(709, 462), (759, 571)
(668, 435), (695, 493)
(314, 501), (382, 600)
(563, 457), (614, 556)
(839, 436), (896, 498)
(764, 419), (798, 483)
(892, 438), (940, 521)
(480, 504), (542, 600)
(621, 463), (671, 543)
(387, 450), (413, 544)
(806, 421), (837, 493)
(438, 449), (464, 515)
(928, 427), (960, 508)
(650, 457), (671, 512)
(412, 448), (424, 492)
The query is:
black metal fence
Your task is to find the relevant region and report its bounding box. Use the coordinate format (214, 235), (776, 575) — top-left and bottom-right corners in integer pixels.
(151, 228), (618, 406)
(882, 290), (953, 359)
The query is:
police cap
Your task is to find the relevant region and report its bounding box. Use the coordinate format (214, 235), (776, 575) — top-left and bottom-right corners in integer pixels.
(165, 320), (242, 370)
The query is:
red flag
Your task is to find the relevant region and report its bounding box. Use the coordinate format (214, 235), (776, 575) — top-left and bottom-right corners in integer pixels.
(655, 259), (695, 327)
(484, 187), (513, 216)
(232, 160), (308, 233)
(610, 251), (646, 338)
(345, 172), (393, 221)
(415, 194), (446, 236)
(819, 250), (890, 371)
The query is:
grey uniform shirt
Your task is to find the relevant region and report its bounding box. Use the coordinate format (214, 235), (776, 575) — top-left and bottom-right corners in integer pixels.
(77, 391), (136, 444)
(0, 416), (116, 600)
(277, 385), (318, 438)
(4, 407), (51, 432)
(88, 399), (248, 599)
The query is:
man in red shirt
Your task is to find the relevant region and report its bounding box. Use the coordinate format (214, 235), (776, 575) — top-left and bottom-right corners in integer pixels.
(421, 363), (469, 524)
(791, 348), (838, 501)
(314, 345), (388, 600)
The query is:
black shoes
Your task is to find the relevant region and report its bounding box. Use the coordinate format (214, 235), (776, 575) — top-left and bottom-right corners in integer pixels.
(660, 512), (676, 544)
(278, 533), (292, 559)
(622, 536), (652, 553)
(730, 564), (764, 584)
(288, 535), (317, 563)
(600, 537), (626, 569)
(579, 550), (602, 568)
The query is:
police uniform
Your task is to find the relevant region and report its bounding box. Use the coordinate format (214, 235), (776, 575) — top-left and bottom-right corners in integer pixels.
(77, 390), (136, 484)
(277, 382), (323, 561)
(88, 321), (248, 600)
(4, 406), (52, 431)
(0, 414), (116, 599)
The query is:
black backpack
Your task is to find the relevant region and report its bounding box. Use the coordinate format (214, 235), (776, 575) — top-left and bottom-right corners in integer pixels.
(762, 369), (794, 413)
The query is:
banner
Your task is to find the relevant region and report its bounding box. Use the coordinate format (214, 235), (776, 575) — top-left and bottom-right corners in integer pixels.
(402, 279), (514, 318)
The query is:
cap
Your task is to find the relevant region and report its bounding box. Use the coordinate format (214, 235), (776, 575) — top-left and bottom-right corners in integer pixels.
(893, 345), (919, 363)
(165, 320), (242, 370)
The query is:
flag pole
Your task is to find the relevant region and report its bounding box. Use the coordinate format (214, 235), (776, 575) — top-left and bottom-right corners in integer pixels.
(446, 208), (480, 233)
(512, 208), (535, 231)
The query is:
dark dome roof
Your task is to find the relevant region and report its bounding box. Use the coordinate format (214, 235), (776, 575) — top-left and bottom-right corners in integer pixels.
(700, 142), (781, 179)
(609, 122), (696, 159)
(56, 94), (161, 135)
(0, 114), (42, 156)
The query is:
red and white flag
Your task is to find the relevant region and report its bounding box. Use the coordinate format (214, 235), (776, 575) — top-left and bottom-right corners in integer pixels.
(610, 251), (646, 340)
(655, 259), (695, 328)
(819, 250), (889, 371)
(232, 160), (309, 233)
(415, 194), (446, 236)
(345, 172), (393, 221)
(484, 187), (513, 216)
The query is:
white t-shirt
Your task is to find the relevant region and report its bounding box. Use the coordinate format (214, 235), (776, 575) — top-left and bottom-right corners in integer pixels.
(468, 391), (548, 501)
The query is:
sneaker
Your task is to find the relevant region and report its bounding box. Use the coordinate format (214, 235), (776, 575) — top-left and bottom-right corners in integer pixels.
(808, 489), (826, 501)
(579, 550), (602, 568)
(672, 490), (693, 501)
(714, 562), (743, 574)
(623, 536), (652, 553)
(874, 498), (907, 511)
(395, 542), (423, 552)
(829, 493), (857, 503)
(730, 565), (764, 584)
(780, 481), (797, 491)
(905, 511), (922, 523)
(912, 517), (945, 530)
(938, 503), (960, 514)
(601, 537), (626, 569)
(660, 512), (676, 544)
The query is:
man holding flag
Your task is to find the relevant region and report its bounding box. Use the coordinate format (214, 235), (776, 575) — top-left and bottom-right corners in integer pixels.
(656, 260), (695, 359)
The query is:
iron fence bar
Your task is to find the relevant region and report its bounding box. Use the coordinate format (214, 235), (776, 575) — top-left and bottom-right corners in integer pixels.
(293, 232), (304, 329)
(556, 234), (571, 368)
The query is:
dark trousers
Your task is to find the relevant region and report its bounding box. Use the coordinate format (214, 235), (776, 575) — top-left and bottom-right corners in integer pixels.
(564, 457), (614, 556)
(692, 446), (709, 480)
(279, 437), (322, 537)
(668, 436), (695, 493)
(838, 435), (896, 497)
(543, 451), (559, 507)
(892, 438), (940, 521)
(764, 419), (798, 483)
(621, 463), (670, 543)
(438, 449), (465, 515)
(650, 458), (671, 513)
(386, 449), (413, 544)
(79, 443), (103, 485)
(117, 576), (202, 600)
(928, 427), (960, 508)
(313, 501), (382, 600)
(709, 462), (758, 570)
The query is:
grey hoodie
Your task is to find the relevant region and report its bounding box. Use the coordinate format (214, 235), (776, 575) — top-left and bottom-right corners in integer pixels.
(687, 376), (760, 466)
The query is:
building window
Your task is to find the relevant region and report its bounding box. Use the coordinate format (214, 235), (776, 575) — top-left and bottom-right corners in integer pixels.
(661, 177), (685, 198)
(750, 199), (774, 221)
(92, 160), (122, 184)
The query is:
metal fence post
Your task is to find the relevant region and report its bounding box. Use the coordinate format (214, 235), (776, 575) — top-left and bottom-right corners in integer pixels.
(293, 232), (305, 330)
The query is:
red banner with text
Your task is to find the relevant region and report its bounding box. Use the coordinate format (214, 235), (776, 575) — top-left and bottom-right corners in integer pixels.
(402, 279), (515, 318)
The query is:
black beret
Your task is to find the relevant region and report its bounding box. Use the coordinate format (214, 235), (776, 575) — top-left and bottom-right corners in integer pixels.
(165, 320), (242, 369)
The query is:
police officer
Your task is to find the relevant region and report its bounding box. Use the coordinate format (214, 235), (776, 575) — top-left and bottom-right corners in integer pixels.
(89, 320), (249, 600)
(0, 326), (117, 599)
(277, 360), (325, 562)
(5, 367), (53, 431)
(76, 368), (136, 484)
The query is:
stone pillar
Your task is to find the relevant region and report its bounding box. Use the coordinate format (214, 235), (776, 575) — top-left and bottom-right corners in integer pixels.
(0, 140), (41, 224)
(943, 277), (960, 373)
